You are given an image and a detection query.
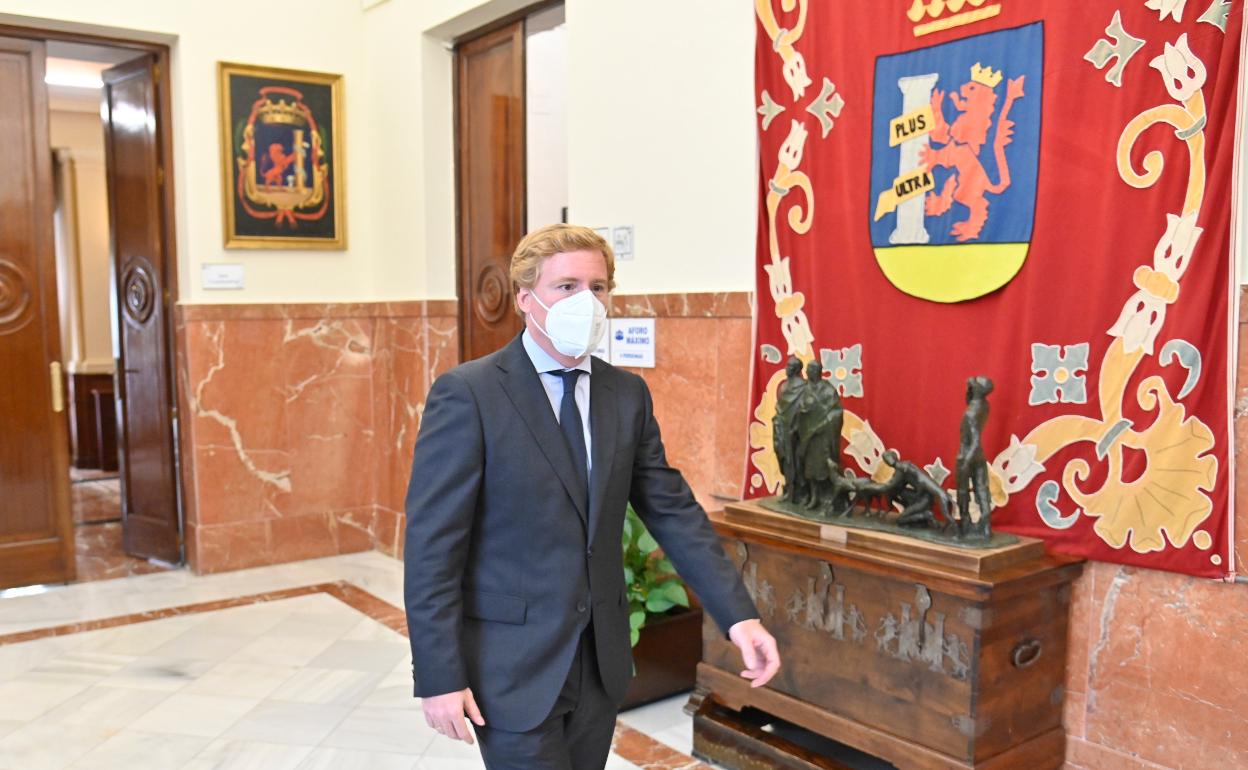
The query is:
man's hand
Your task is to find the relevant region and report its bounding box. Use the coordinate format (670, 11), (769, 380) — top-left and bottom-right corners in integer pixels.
(728, 618), (781, 688)
(422, 687), (486, 743)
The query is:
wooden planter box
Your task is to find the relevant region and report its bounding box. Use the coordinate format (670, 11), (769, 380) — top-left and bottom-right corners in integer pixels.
(621, 606), (704, 710)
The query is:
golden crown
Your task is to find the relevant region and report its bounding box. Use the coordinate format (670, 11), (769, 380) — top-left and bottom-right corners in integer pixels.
(970, 62), (1003, 88)
(257, 98), (308, 127)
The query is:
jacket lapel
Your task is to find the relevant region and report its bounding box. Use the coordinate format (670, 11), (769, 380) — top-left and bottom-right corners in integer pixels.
(587, 357), (617, 545)
(495, 335), (589, 524)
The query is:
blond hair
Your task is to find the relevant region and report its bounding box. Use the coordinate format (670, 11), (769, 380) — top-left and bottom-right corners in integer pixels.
(510, 224), (616, 314)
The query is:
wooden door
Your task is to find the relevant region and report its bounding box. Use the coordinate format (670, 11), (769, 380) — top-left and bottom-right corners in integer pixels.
(456, 22), (526, 362)
(102, 55), (181, 564)
(0, 37), (75, 589)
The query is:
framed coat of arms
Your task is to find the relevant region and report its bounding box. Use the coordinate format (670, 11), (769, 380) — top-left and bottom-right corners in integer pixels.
(217, 62), (345, 249)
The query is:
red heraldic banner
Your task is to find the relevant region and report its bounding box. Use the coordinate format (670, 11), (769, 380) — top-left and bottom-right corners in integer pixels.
(746, 0), (1245, 578)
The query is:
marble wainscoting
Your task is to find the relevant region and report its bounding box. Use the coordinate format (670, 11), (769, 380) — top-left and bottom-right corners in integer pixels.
(1062, 561), (1248, 769)
(609, 292), (754, 512)
(173, 292), (751, 573)
(176, 302), (458, 574)
(1058, 290), (1248, 769)
(377, 291), (755, 562)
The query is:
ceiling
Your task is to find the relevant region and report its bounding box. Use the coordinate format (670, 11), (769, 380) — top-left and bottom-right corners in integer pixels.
(45, 41), (145, 113)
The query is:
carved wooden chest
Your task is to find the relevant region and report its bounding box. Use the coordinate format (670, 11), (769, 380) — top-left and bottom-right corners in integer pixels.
(690, 502), (1083, 770)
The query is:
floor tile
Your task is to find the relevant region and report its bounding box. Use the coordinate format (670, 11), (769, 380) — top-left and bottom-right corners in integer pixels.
(0, 554), (701, 770)
(0, 638), (79, 682)
(101, 656), (217, 692)
(358, 668), (416, 709)
(341, 616), (407, 642)
(321, 705), (436, 755)
(0, 676), (91, 721)
(134, 692), (261, 738)
(37, 685), (171, 731)
(185, 661), (300, 699)
(147, 629), (254, 661)
(305, 638), (409, 673)
(223, 701), (351, 746)
(0, 552), (400, 637)
(28, 650), (135, 682)
(265, 611), (362, 641)
(65, 729), (210, 769)
(604, 755), (644, 770)
(0, 722), (113, 770)
(81, 616), (203, 656)
(414, 758), (486, 770)
(69, 468), (119, 483)
(182, 738), (312, 770)
(295, 746), (420, 770)
(268, 667), (383, 706)
(74, 522), (174, 583)
(226, 634), (337, 668)
(190, 603), (298, 637)
(617, 694), (690, 736)
(650, 724), (694, 757)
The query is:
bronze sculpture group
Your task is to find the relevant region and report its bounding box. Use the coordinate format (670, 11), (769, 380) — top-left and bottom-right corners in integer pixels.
(770, 358), (997, 543)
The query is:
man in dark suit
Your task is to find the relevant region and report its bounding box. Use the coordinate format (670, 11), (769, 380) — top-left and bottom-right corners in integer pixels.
(404, 224), (780, 769)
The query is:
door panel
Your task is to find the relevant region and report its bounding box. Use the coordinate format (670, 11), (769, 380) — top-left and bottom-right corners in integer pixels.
(456, 22), (526, 362)
(0, 37), (75, 589)
(103, 55), (181, 564)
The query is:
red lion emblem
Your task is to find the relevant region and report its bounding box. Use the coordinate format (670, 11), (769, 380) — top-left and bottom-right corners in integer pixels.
(261, 143), (298, 188)
(920, 67), (1026, 242)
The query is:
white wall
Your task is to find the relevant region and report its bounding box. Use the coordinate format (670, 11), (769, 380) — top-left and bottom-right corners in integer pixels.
(363, 0), (759, 300)
(13, 1), (1246, 305)
(50, 110), (113, 372)
(1, 1), (371, 304)
(566, 1), (757, 295)
(526, 5), (567, 233)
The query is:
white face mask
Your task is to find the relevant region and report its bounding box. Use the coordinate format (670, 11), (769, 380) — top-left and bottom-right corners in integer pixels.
(530, 289), (609, 359)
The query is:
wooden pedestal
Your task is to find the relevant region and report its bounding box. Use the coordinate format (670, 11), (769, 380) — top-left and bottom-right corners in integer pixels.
(688, 501), (1083, 770)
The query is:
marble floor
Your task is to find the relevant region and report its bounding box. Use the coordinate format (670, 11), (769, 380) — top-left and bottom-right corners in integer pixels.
(67, 472), (177, 584)
(73, 523), (176, 583)
(69, 474), (121, 526)
(0, 552), (704, 770)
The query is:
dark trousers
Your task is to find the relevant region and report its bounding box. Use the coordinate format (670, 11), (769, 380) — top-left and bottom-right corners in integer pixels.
(474, 624), (618, 770)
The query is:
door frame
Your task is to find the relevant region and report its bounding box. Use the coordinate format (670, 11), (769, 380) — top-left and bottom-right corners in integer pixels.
(0, 23), (183, 563)
(451, 0), (562, 364)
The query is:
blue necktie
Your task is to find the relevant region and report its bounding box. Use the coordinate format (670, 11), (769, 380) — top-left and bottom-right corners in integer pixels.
(554, 369), (589, 500)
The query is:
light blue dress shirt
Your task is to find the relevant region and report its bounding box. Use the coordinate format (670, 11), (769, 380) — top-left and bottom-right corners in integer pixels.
(522, 329), (594, 475)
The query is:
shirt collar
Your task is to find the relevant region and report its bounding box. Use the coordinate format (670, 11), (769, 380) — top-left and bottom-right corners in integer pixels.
(522, 329), (593, 375)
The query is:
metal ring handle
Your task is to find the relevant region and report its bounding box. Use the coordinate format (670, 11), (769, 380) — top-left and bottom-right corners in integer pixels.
(1012, 638), (1042, 669)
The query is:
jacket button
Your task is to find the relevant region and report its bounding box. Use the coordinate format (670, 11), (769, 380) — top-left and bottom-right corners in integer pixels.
(586, 547), (594, 558)
(577, 602), (587, 613)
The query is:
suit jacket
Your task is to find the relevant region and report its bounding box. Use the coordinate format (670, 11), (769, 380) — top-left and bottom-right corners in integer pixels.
(403, 333), (758, 732)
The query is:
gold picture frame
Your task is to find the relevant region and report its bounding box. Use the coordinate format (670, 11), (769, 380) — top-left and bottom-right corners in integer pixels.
(217, 62), (346, 249)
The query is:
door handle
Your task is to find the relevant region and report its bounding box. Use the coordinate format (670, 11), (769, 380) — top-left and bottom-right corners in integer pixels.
(50, 362), (64, 413)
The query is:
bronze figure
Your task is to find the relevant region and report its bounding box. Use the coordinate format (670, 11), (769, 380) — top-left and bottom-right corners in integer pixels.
(775, 357), (807, 504)
(955, 376), (994, 540)
(876, 451), (953, 530)
(795, 360), (842, 510)
(765, 362), (1011, 549)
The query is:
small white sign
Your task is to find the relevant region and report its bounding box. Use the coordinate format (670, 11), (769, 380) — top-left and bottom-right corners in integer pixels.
(202, 263), (245, 290)
(608, 317), (655, 368)
(612, 226), (634, 261)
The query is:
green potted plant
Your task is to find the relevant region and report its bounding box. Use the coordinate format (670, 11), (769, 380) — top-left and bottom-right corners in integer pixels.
(620, 504), (705, 709)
